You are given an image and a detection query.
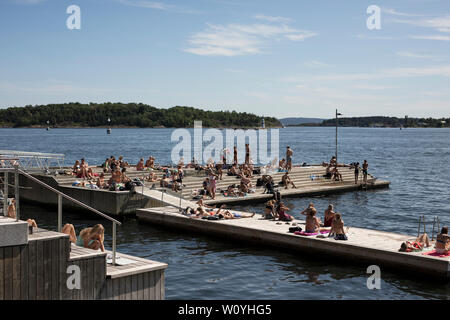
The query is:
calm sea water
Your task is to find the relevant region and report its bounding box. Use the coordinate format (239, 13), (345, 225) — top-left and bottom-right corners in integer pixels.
(1, 127), (450, 299)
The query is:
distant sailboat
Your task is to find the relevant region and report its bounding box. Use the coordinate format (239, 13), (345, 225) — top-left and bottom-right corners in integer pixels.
(46, 120), (50, 131)
(107, 118), (111, 134)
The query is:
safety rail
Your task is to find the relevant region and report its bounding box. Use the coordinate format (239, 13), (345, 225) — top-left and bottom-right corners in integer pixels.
(0, 165), (121, 265)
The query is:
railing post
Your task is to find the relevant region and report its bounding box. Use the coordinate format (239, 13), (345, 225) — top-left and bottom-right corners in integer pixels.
(57, 194), (62, 232)
(112, 222), (117, 266)
(14, 165), (19, 222)
(3, 172), (8, 216)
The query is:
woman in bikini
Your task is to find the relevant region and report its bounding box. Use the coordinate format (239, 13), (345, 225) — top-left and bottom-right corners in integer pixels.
(435, 227), (450, 254)
(323, 204), (335, 227)
(303, 207), (322, 233)
(62, 223), (105, 252)
(216, 204), (254, 219)
(399, 233), (431, 252)
(276, 202), (293, 221)
(328, 213), (347, 239)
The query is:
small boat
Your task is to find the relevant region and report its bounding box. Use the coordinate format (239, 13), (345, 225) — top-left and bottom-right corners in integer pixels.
(107, 128), (111, 134)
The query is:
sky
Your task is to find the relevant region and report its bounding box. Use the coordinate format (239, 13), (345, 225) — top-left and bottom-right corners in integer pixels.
(0, 0), (449, 119)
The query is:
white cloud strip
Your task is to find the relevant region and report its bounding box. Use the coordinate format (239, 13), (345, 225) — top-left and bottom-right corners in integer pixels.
(185, 22), (317, 56)
(116, 0), (170, 10)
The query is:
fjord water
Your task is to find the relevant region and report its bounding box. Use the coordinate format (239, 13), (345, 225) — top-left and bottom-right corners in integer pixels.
(2, 127), (450, 299)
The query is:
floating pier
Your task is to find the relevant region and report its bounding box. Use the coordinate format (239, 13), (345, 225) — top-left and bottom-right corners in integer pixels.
(137, 206), (450, 280)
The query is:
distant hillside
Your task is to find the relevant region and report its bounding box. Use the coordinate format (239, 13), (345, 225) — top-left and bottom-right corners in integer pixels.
(0, 103), (282, 128)
(319, 116), (449, 128)
(280, 117), (324, 126)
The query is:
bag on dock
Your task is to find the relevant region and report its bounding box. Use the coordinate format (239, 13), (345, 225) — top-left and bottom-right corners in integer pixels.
(289, 227), (302, 233)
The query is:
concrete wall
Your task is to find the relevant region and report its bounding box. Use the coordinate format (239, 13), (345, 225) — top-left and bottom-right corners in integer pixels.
(18, 174), (164, 217)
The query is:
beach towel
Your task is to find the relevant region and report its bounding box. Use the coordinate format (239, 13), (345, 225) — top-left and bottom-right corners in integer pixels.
(422, 250), (450, 258)
(294, 230), (330, 236)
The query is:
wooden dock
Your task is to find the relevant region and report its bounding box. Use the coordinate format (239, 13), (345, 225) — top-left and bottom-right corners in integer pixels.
(0, 220), (167, 300)
(137, 207), (450, 280)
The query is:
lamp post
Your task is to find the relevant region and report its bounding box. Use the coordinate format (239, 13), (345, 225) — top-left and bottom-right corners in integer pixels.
(335, 109), (342, 163)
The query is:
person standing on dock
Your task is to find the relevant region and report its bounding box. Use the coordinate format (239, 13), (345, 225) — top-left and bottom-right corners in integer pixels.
(245, 144), (250, 164)
(286, 146), (293, 172)
(354, 162), (360, 184)
(362, 160), (369, 184)
(233, 146), (238, 165)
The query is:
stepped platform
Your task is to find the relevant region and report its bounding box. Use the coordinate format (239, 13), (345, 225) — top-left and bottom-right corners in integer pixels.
(16, 164), (389, 216)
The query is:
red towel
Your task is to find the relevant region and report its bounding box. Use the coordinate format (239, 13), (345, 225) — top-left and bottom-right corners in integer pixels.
(422, 250), (450, 257)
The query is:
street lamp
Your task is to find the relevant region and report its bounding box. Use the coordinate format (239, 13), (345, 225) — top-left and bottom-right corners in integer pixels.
(335, 109), (342, 163)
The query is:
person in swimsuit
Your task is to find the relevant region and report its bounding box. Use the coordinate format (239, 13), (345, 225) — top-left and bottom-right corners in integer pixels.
(208, 173), (217, 199)
(281, 172), (297, 189)
(354, 162), (360, 184)
(245, 144), (250, 165)
(328, 213), (346, 239)
(233, 146), (238, 165)
(399, 233), (431, 252)
(216, 204), (255, 219)
(323, 204), (336, 227)
(286, 146), (293, 172)
(362, 160), (369, 183)
(136, 158), (145, 171)
(264, 200), (276, 219)
(276, 202), (293, 221)
(63, 224), (105, 252)
(435, 227), (450, 254)
(304, 208), (322, 233)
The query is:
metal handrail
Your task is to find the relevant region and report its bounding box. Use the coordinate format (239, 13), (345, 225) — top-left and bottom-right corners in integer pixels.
(0, 166), (120, 265)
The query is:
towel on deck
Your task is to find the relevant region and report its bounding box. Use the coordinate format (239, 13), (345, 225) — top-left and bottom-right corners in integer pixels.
(422, 250), (450, 258)
(294, 230), (330, 236)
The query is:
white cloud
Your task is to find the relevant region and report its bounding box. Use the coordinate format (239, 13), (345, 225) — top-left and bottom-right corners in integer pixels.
(281, 65), (450, 83)
(356, 34), (395, 40)
(393, 14), (450, 32)
(185, 22), (317, 56)
(253, 14), (292, 24)
(396, 51), (435, 59)
(303, 60), (330, 68)
(410, 35), (450, 41)
(383, 8), (425, 17)
(10, 0), (47, 4)
(116, 0), (170, 10)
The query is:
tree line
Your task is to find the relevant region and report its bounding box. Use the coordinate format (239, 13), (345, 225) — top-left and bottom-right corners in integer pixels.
(0, 103), (281, 128)
(295, 116), (450, 128)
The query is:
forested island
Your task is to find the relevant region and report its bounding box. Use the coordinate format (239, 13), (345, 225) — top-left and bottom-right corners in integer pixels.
(0, 103), (281, 128)
(293, 116), (450, 128)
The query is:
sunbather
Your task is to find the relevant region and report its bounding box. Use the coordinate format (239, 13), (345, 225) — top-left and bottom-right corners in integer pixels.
(399, 233), (431, 252)
(216, 204), (255, 219)
(435, 227), (450, 254)
(62, 223), (105, 252)
(276, 202), (293, 221)
(328, 213), (346, 239)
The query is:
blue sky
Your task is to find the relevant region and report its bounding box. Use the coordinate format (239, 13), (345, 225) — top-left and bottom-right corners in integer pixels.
(0, 0), (449, 118)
